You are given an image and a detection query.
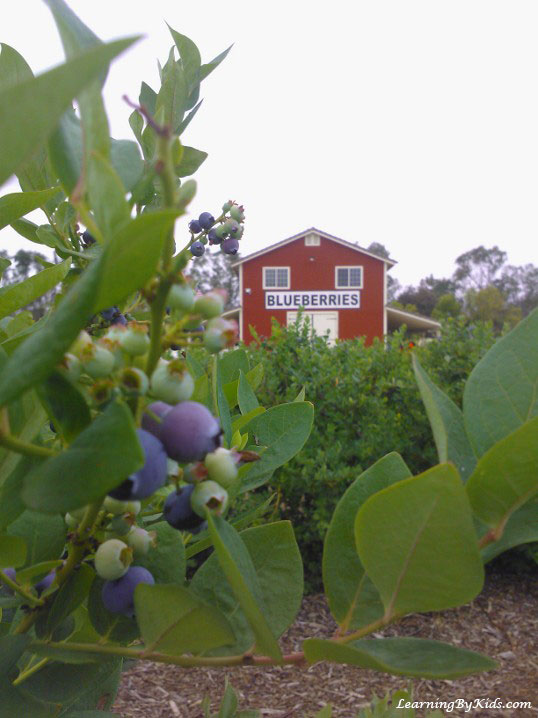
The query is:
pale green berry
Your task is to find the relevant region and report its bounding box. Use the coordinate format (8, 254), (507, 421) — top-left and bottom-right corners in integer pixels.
(119, 324), (150, 356)
(81, 344), (115, 379)
(194, 291), (226, 319)
(119, 367), (149, 396)
(59, 353), (82, 382)
(65, 513), (79, 529)
(150, 361), (194, 404)
(168, 284), (195, 312)
(126, 527), (157, 556)
(94, 539), (133, 580)
(104, 497), (141, 516)
(71, 330), (93, 358)
(204, 448), (239, 489)
(191, 480), (229, 518)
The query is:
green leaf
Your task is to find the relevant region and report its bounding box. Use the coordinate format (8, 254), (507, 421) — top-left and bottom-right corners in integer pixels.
(0, 635), (55, 717)
(0, 534), (26, 567)
(0, 457), (43, 530)
(0, 390), (47, 487)
(0, 37), (137, 188)
(87, 151), (131, 237)
(463, 307), (538, 455)
(239, 402), (314, 492)
(134, 521), (185, 585)
(155, 56), (187, 132)
(7, 511), (66, 567)
(0, 259), (70, 321)
(303, 637), (497, 679)
(37, 370), (91, 443)
(481, 497), (538, 562)
(323, 453), (412, 631)
(294, 385), (306, 402)
(48, 109), (83, 193)
(167, 26), (201, 95)
(129, 110), (143, 145)
(237, 370), (259, 414)
(231, 406), (265, 434)
(219, 348), (249, 384)
(109, 139), (144, 192)
(216, 357), (233, 447)
(0, 188), (62, 230)
(135, 583), (234, 655)
(466, 416), (538, 529)
(200, 45), (233, 82)
(94, 210), (179, 310)
(0, 43), (33, 90)
(0, 216), (100, 410)
(355, 464), (484, 618)
(46, 563), (95, 635)
(22, 401), (143, 513)
(175, 146), (208, 177)
(217, 679), (238, 718)
(0, 257), (11, 280)
(200, 515), (283, 661)
(223, 362), (264, 409)
(87, 576), (139, 644)
(16, 560), (62, 584)
(177, 99), (203, 136)
(139, 81), (157, 116)
(191, 521), (301, 658)
(11, 218), (40, 243)
(412, 355), (477, 482)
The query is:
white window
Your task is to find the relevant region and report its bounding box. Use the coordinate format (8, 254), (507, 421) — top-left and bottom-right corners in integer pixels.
(263, 267), (290, 289)
(335, 266), (363, 289)
(305, 232), (320, 246)
(287, 311), (338, 344)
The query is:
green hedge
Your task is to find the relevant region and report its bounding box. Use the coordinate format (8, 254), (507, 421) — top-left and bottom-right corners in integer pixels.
(242, 317), (497, 592)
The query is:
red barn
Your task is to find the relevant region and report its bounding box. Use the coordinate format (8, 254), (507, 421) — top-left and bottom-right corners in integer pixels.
(224, 228), (440, 344)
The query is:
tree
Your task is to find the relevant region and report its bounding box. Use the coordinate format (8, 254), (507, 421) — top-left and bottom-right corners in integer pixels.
(432, 293), (461, 319)
(187, 248), (239, 309)
(465, 285), (521, 329)
(453, 245), (507, 294)
(0, 249), (55, 318)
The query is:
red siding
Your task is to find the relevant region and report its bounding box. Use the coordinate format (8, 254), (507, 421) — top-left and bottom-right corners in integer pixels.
(240, 235), (385, 344)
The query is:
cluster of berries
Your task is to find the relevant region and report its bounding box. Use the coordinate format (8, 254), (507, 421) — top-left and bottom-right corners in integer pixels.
(188, 201), (245, 257)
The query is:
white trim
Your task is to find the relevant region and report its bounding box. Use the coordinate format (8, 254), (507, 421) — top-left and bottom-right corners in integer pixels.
(262, 266), (290, 290)
(238, 264), (243, 341)
(383, 263), (387, 336)
(386, 306), (441, 331)
(334, 265), (363, 289)
(231, 227), (397, 268)
(305, 232), (320, 246)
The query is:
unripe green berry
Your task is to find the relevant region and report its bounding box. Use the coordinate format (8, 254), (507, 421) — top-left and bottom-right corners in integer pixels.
(81, 344), (115, 379)
(194, 291), (225, 319)
(107, 517), (132, 536)
(119, 367), (149, 396)
(150, 361), (194, 404)
(125, 527), (157, 556)
(65, 513), (79, 530)
(71, 330), (93, 358)
(59, 353), (82, 382)
(222, 201), (233, 213)
(167, 284), (195, 312)
(119, 324), (150, 356)
(215, 224), (229, 239)
(191, 480), (229, 518)
(94, 539), (133, 580)
(229, 205), (245, 222)
(104, 496), (141, 516)
(204, 448), (239, 489)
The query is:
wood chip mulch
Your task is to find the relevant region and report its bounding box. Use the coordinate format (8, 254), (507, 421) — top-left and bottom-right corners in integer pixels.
(113, 557), (537, 718)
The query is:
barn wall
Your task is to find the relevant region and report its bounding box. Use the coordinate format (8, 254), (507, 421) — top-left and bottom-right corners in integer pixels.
(241, 235), (385, 344)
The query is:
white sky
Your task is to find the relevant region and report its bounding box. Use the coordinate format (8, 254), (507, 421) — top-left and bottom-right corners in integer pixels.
(2, 0), (538, 288)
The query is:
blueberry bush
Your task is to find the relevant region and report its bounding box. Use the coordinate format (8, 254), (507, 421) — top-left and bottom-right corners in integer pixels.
(0, 2), (536, 716)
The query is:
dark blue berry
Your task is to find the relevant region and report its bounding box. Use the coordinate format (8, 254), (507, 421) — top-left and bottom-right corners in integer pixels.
(101, 306), (119, 322)
(112, 314), (128, 326)
(160, 401), (221, 463)
(198, 212), (215, 230)
(108, 429), (168, 501)
(101, 566), (154, 615)
(189, 219), (202, 234)
(142, 401), (173, 441)
(207, 228), (221, 245)
(49, 421), (57, 433)
(81, 231), (95, 246)
(35, 570), (55, 596)
(190, 241), (205, 257)
(222, 238), (239, 255)
(163, 485), (206, 531)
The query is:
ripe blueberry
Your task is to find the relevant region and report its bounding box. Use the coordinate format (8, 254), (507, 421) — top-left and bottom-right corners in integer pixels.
(163, 485), (206, 532)
(101, 565), (154, 616)
(198, 212), (215, 230)
(191, 480), (229, 517)
(222, 238), (239, 255)
(141, 401), (173, 440)
(94, 539), (132, 580)
(1, 567), (17, 594)
(190, 241), (205, 257)
(189, 219), (202, 234)
(160, 401), (221, 463)
(35, 570), (56, 596)
(81, 231), (96, 246)
(101, 306), (120, 322)
(108, 429), (168, 501)
(207, 228), (221, 245)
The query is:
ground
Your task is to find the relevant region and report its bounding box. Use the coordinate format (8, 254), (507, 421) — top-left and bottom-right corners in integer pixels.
(114, 556), (537, 718)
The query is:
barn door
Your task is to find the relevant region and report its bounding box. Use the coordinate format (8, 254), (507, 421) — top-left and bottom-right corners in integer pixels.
(287, 311), (339, 343)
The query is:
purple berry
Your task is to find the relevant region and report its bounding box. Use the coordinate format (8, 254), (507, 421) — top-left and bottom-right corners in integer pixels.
(190, 241), (205, 257)
(142, 401), (173, 440)
(109, 429), (168, 501)
(198, 212), (215, 230)
(189, 219), (202, 234)
(160, 401), (221, 463)
(101, 306), (120, 322)
(81, 231), (95, 246)
(163, 485), (206, 532)
(35, 570), (55, 596)
(113, 314), (128, 326)
(101, 566), (154, 616)
(3, 567), (16, 582)
(207, 228), (221, 245)
(222, 238), (239, 255)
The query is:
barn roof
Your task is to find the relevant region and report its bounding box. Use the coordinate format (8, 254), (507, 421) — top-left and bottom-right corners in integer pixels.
(231, 227), (397, 268)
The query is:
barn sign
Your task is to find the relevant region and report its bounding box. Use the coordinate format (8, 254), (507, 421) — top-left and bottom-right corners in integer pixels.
(265, 290), (360, 309)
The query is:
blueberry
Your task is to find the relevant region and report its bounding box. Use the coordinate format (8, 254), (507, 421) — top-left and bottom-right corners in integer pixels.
(163, 485), (206, 531)
(198, 212), (215, 230)
(108, 429), (168, 501)
(229, 205), (245, 222)
(194, 291), (225, 319)
(35, 570), (55, 596)
(191, 480), (229, 517)
(189, 219), (202, 234)
(190, 241), (205, 257)
(112, 314), (128, 326)
(222, 238), (239, 255)
(81, 231), (96, 246)
(141, 401), (173, 440)
(103, 496), (141, 516)
(118, 324), (150, 357)
(167, 284), (195, 312)
(94, 539), (132, 581)
(215, 224), (229, 240)
(150, 362), (194, 404)
(101, 565), (154, 616)
(205, 448), (239, 488)
(207, 228), (221, 245)
(101, 306), (119, 322)
(126, 527), (156, 556)
(160, 401), (221, 463)
(80, 344), (116, 379)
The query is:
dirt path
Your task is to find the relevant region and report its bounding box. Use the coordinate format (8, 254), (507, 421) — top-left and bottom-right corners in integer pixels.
(114, 556), (537, 718)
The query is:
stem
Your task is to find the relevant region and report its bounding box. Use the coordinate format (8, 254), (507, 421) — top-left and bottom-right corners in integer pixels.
(335, 615), (391, 645)
(30, 639), (305, 668)
(0, 430), (56, 459)
(156, 133), (178, 270)
(13, 657), (50, 686)
(145, 281), (171, 378)
(0, 570), (43, 607)
(211, 354), (219, 415)
(55, 500), (103, 586)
